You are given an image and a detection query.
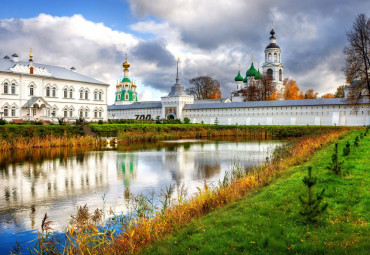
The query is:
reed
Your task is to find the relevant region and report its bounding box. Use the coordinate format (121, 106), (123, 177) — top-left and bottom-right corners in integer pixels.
(25, 128), (349, 255)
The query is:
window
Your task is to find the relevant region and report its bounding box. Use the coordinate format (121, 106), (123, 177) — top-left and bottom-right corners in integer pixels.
(4, 82), (8, 94)
(69, 89), (73, 98)
(52, 87), (56, 97)
(268, 53), (272, 62)
(125, 94), (129, 100)
(64, 110), (68, 117)
(11, 83), (16, 94)
(99, 111), (102, 118)
(3, 106), (8, 117)
(274, 53), (277, 63)
(279, 69), (282, 81)
(80, 90), (83, 99)
(79, 110), (83, 118)
(30, 85), (34, 96)
(85, 91), (88, 99)
(99, 92), (102, 100)
(70, 110), (73, 117)
(85, 110), (88, 118)
(46, 87), (50, 97)
(52, 109), (56, 117)
(11, 107), (16, 117)
(94, 91), (97, 100)
(94, 110), (98, 118)
(64, 88), (68, 98)
(32, 108), (36, 116)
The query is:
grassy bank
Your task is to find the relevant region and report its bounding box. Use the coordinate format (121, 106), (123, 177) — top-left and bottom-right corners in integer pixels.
(143, 130), (369, 254)
(89, 124), (351, 142)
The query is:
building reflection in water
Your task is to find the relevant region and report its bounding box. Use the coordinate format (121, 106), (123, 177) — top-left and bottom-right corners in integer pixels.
(0, 139), (281, 249)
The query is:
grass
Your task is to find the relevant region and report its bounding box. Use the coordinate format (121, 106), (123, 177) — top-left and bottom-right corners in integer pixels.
(143, 130), (369, 254)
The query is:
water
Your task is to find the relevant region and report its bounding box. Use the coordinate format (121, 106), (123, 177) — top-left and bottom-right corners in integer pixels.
(0, 138), (281, 253)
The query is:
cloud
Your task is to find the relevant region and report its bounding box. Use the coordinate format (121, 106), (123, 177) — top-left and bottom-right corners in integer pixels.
(131, 40), (175, 67)
(138, 89), (152, 101)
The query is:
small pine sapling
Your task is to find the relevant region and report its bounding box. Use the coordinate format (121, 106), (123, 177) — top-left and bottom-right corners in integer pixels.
(299, 166), (328, 223)
(360, 133), (364, 139)
(327, 143), (343, 175)
(354, 136), (360, 147)
(343, 141), (351, 156)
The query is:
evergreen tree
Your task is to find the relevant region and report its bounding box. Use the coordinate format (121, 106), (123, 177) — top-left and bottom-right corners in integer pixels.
(343, 141), (351, 156)
(327, 143), (343, 175)
(354, 136), (360, 147)
(299, 166), (328, 223)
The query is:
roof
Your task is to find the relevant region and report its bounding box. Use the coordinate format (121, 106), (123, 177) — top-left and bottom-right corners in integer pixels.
(22, 96), (51, 108)
(108, 101), (162, 110)
(194, 98), (231, 104)
(246, 62), (258, 77)
(183, 98), (369, 110)
(266, 43), (280, 49)
(0, 58), (108, 86)
(234, 71), (244, 81)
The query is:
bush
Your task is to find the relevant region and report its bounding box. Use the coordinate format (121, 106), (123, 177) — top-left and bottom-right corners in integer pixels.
(98, 120), (104, 125)
(343, 141), (351, 156)
(327, 143), (343, 175)
(0, 118), (7, 125)
(354, 136), (360, 147)
(57, 117), (65, 125)
(183, 117), (190, 124)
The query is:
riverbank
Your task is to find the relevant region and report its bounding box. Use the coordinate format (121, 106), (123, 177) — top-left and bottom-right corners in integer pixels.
(143, 130), (369, 254)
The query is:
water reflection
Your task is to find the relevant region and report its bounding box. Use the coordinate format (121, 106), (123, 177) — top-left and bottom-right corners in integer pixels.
(0, 138), (281, 253)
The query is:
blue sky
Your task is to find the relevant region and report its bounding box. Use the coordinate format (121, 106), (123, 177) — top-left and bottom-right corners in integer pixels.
(0, 0), (369, 103)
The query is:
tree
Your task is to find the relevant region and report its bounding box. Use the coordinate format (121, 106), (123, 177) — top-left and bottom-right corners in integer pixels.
(304, 89), (318, 99)
(283, 78), (302, 100)
(242, 84), (261, 101)
(186, 76), (222, 99)
(241, 76), (276, 101)
(343, 14), (370, 101)
(334, 85), (347, 98)
(327, 143), (343, 175)
(321, 93), (335, 98)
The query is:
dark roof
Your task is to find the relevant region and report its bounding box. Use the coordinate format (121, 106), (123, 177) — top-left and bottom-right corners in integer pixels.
(183, 98), (369, 110)
(266, 43), (280, 49)
(11, 53), (18, 57)
(108, 101), (162, 110)
(3, 55), (10, 59)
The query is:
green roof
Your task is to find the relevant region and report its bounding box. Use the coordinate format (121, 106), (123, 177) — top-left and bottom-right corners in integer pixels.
(243, 75), (248, 83)
(234, 71), (244, 81)
(122, 77), (131, 83)
(255, 69), (263, 80)
(246, 62), (258, 77)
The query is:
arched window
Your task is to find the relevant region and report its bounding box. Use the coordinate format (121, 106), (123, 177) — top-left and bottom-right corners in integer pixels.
(79, 109), (83, 118)
(30, 85), (34, 96)
(268, 53), (272, 62)
(98, 91), (102, 100)
(46, 87), (50, 97)
(125, 93), (129, 100)
(94, 109), (98, 118)
(94, 91), (98, 100)
(99, 110), (102, 118)
(267, 68), (273, 78)
(274, 53), (277, 63)
(64, 109), (68, 117)
(79, 89), (83, 99)
(69, 109), (73, 117)
(11, 106), (16, 117)
(11, 83), (16, 94)
(64, 88), (68, 98)
(85, 109), (88, 118)
(85, 90), (88, 99)
(3, 82), (8, 94)
(69, 89), (73, 98)
(51, 107), (57, 117)
(52, 87), (56, 97)
(3, 106), (8, 117)
(279, 69), (282, 81)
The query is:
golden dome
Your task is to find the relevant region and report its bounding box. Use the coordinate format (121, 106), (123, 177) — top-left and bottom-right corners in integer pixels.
(122, 60), (130, 69)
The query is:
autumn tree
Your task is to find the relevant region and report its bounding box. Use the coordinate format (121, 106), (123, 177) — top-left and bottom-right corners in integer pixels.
(283, 78), (303, 100)
(321, 93), (335, 98)
(343, 14), (370, 101)
(242, 76), (276, 101)
(186, 76), (222, 99)
(334, 85), (347, 98)
(304, 89), (318, 99)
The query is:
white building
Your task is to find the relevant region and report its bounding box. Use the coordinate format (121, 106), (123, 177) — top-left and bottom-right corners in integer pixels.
(0, 51), (109, 122)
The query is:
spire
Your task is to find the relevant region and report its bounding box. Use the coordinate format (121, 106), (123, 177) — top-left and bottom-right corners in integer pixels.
(122, 53), (130, 71)
(270, 22), (276, 39)
(251, 53), (254, 63)
(29, 48), (34, 74)
(176, 57), (180, 84)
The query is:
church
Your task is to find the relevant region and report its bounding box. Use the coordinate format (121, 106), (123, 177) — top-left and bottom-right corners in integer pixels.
(0, 50), (109, 122)
(108, 28), (369, 127)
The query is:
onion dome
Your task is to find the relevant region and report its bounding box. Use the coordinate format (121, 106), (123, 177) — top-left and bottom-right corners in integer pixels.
(246, 62), (258, 77)
(116, 81), (122, 88)
(234, 71), (244, 81)
(122, 60), (130, 70)
(122, 77), (131, 83)
(266, 28), (280, 49)
(243, 74), (248, 83)
(255, 69), (263, 80)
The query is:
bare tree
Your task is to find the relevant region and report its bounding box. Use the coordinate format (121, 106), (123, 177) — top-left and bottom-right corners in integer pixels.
(343, 13), (370, 101)
(186, 76), (222, 99)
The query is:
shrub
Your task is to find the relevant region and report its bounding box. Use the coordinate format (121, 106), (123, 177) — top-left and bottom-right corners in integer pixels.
(75, 117), (85, 125)
(354, 136), (360, 147)
(299, 166), (328, 223)
(327, 143), (343, 175)
(98, 120), (104, 125)
(343, 141), (351, 156)
(0, 118), (6, 125)
(183, 117), (190, 124)
(57, 117), (65, 125)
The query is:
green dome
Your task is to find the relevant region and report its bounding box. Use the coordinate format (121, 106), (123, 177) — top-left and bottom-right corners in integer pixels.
(243, 75), (248, 83)
(234, 71), (244, 81)
(255, 69), (263, 80)
(246, 62), (258, 77)
(122, 77), (131, 83)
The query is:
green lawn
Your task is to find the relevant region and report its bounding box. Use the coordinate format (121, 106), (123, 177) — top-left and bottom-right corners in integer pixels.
(143, 130), (369, 254)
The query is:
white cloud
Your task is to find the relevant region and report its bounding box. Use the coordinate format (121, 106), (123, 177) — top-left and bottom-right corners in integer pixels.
(138, 89), (152, 101)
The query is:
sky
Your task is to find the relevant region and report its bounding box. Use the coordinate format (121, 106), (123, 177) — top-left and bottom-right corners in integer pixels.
(0, 0), (369, 104)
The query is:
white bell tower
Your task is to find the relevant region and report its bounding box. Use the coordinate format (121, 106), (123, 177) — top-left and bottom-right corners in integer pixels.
(262, 25), (284, 95)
